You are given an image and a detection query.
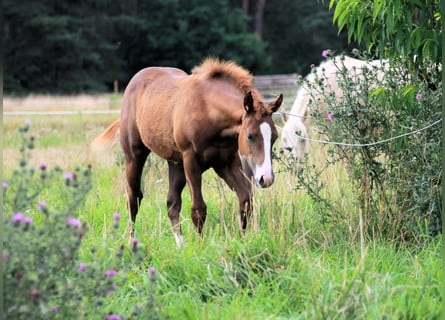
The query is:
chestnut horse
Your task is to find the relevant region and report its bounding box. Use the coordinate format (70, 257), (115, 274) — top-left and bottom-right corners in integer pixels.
(91, 58), (282, 245)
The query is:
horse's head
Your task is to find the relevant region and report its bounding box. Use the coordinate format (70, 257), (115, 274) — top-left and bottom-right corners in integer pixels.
(238, 92), (283, 188)
(280, 118), (309, 166)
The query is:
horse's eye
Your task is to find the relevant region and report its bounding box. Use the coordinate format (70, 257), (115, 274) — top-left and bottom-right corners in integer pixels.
(247, 133), (254, 141)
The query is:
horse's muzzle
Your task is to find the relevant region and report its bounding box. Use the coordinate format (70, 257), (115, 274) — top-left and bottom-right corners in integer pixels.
(256, 173), (274, 188)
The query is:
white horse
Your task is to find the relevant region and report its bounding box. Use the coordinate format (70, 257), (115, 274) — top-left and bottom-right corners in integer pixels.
(280, 55), (387, 163)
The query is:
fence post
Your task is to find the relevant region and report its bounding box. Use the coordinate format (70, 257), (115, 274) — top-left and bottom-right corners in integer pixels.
(113, 80), (118, 95)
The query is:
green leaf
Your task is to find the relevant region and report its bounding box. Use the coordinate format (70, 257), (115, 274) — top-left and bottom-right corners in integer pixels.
(369, 87), (387, 99)
(400, 84), (415, 98)
(372, 0), (385, 22)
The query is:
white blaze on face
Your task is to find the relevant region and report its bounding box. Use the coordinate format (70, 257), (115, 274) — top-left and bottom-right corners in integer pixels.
(254, 122), (274, 187)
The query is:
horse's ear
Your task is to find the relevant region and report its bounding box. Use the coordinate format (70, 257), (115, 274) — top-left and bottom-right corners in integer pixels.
(271, 94), (283, 113)
(244, 92), (255, 113)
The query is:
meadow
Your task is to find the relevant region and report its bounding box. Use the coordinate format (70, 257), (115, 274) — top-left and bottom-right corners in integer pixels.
(3, 93), (442, 319)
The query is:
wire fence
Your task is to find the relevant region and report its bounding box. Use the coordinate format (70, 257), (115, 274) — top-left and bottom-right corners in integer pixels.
(277, 117), (442, 148)
(4, 110), (120, 116)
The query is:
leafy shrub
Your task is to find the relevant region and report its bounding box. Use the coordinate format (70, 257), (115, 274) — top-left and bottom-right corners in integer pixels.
(292, 52), (441, 242)
(2, 121), (161, 319)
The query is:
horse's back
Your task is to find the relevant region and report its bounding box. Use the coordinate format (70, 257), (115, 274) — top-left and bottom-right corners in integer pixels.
(124, 67), (187, 98)
(281, 55), (387, 161)
(316, 56), (387, 85)
(120, 67), (188, 161)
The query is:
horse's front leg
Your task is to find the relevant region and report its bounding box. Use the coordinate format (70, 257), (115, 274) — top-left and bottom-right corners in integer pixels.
(214, 156), (252, 234)
(167, 161), (187, 246)
(182, 151), (207, 234)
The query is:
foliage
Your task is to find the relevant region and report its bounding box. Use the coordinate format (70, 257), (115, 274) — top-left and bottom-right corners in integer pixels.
(5, 0), (361, 94)
(4, 0), (270, 94)
(261, 0), (358, 74)
(295, 53), (441, 241)
(2, 122), (160, 319)
(135, 0), (270, 74)
(327, 0), (442, 77)
(3, 0), (125, 94)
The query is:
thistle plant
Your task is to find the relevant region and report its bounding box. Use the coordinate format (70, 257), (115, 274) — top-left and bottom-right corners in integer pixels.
(292, 52), (441, 242)
(3, 121), (161, 319)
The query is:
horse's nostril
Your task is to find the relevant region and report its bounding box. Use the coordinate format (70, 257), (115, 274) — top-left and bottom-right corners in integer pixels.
(259, 176), (265, 186)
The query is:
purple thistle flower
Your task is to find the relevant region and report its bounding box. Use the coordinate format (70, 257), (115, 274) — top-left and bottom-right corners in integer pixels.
(79, 262), (86, 272)
(2, 252), (8, 261)
(64, 172), (74, 180)
(23, 216), (33, 225)
(321, 50), (329, 58)
(104, 315), (122, 320)
(37, 201), (47, 211)
(113, 213), (121, 221)
(51, 306), (59, 313)
(415, 93), (423, 100)
(39, 163), (47, 170)
(67, 217), (81, 228)
(30, 289), (41, 299)
(148, 267), (156, 275)
(327, 113), (334, 121)
(12, 213), (24, 223)
(132, 238), (139, 245)
(3, 181), (9, 190)
(105, 269), (117, 277)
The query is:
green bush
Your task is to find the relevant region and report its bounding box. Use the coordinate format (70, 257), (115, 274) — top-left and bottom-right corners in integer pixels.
(2, 121), (161, 319)
(294, 53), (441, 242)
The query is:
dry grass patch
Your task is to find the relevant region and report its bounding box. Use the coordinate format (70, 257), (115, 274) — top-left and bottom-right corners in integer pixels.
(4, 94), (122, 112)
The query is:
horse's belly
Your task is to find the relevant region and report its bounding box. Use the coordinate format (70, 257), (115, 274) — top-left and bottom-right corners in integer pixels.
(142, 131), (182, 162)
(135, 117), (181, 162)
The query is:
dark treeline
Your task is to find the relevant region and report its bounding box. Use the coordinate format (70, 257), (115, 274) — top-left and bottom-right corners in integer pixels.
(4, 0), (354, 94)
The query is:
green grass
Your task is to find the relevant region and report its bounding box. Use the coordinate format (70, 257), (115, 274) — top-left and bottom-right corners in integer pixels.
(3, 104), (442, 319)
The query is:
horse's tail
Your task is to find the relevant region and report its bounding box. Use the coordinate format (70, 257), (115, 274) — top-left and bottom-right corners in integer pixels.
(90, 119), (121, 152)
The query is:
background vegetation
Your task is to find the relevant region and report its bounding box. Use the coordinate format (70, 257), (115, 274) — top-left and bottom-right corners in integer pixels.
(4, 0), (354, 94)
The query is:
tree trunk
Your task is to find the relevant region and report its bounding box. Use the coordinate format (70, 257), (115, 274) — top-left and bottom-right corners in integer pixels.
(242, 0), (249, 15)
(255, 0), (266, 39)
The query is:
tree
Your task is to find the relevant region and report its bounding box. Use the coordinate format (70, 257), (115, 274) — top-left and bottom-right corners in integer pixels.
(134, 0), (269, 76)
(4, 0), (125, 93)
(4, 0), (270, 94)
(254, 0), (266, 38)
(229, 0), (359, 75)
(261, 1), (356, 74)
(328, 0), (442, 78)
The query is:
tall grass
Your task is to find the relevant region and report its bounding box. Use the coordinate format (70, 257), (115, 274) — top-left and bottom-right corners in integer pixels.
(3, 96), (442, 319)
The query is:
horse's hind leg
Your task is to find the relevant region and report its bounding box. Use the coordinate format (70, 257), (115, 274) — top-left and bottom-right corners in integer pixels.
(167, 161), (186, 246)
(124, 145), (150, 237)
